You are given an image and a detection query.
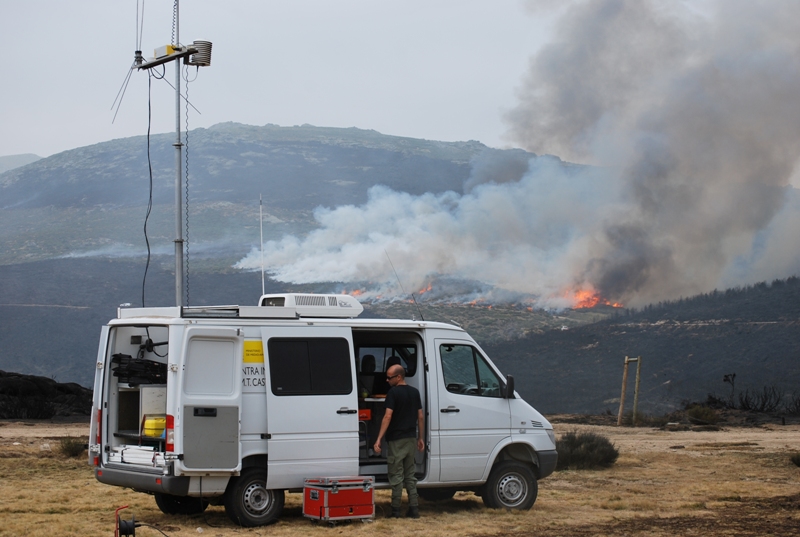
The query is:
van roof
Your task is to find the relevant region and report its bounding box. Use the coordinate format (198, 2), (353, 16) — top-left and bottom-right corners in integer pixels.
(111, 305), (465, 333)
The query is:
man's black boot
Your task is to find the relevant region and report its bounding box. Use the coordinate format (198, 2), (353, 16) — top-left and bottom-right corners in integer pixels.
(407, 506), (420, 519)
(391, 507), (402, 518)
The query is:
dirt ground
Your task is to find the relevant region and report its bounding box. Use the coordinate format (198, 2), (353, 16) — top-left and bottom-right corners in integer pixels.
(0, 416), (798, 536)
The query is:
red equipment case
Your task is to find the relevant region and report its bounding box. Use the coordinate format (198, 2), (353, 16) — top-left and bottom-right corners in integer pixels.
(303, 476), (375, 522)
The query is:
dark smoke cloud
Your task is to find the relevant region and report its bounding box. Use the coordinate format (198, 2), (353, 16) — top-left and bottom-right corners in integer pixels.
(464, 148), (534, 193)
(236, 0), (800, 308)
(506, 0), (800, 303)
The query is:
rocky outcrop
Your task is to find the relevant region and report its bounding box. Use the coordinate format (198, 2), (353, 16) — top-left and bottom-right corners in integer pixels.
(0, 370), (92, 419)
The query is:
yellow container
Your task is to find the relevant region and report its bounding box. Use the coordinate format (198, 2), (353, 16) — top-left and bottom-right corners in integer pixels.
(142, 415), (166, 438)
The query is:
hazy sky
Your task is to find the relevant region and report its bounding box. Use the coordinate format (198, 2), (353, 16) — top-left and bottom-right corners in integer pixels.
(0, 0), (554, 158)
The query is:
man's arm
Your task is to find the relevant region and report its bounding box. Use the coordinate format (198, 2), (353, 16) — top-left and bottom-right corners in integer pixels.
(416, 408), (425, 452)
(373, 408), (393, 454)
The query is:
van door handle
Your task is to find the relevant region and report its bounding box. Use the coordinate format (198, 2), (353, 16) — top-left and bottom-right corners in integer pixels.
(337, 408), (358, 414)
(193, 407), (217, 417)
(440, 407), (460, 413)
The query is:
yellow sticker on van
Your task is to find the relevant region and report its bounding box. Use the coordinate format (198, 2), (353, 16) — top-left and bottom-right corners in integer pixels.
(243, 340), (264, 363)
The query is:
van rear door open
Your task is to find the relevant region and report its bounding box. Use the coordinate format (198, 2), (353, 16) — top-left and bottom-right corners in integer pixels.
(261, 326), (359, 489)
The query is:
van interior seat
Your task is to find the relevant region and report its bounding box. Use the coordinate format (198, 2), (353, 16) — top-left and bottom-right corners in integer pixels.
(359, 354), (376, 396)
(372, 356), (403, 396)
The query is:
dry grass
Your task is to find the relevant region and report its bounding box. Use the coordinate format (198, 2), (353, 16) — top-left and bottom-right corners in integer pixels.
(1, 420), (799, 536)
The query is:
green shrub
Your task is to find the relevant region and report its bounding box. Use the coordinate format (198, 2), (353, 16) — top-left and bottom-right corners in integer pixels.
(791, 453), (800, 468)
(58, 436), (87, 458)
(686, 405), (719, 425)
(556, 431), (619, 470)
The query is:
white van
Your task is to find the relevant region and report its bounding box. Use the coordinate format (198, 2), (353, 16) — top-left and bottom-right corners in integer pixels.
(89, 293), (557, 526)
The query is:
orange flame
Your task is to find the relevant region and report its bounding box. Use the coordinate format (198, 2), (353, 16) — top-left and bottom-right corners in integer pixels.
(343, 289), (364, 297)
(417, 283), (433, 295)
(565, 288), (623, 309)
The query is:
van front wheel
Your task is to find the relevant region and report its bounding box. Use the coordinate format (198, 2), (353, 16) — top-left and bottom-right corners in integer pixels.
(224, 468), (284, 526)
(482, 461), (538, 510)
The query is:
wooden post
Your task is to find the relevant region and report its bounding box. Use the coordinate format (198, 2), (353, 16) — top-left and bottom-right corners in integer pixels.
(618, 356), (641, 426)
(617, 357), (630, 426)
(632, 356), (642, 425)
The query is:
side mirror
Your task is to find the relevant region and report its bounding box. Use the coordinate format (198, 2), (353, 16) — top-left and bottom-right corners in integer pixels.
(504, 374), (516, 399)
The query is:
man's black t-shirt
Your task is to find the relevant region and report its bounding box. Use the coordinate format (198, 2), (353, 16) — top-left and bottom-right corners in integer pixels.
(384, 384), (422, 441)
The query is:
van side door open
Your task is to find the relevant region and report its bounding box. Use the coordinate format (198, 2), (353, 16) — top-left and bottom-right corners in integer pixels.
(435, 340), (511, 482)
(261, 326), (359, 489)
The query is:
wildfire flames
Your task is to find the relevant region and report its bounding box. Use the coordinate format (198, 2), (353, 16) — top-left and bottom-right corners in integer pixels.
(340, 283), (621, 311)
(342, 289), (364, 297)
(567, 288), (623, 309)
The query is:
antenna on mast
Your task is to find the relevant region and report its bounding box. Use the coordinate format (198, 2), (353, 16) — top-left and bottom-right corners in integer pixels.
(260, 194), (265, 296)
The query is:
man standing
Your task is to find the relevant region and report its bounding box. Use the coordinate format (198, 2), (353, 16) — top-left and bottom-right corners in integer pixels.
(373, 363), (425, 518)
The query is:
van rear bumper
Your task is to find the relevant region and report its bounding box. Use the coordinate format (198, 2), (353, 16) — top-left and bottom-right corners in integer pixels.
(95, 466), (190, 496)
(536, 449), (558, 479)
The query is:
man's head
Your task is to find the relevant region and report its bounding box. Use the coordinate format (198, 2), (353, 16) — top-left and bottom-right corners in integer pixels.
(386, 364), (405, 386)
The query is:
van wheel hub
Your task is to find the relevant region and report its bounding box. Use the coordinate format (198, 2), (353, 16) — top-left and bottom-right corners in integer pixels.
(243, 483), (270, 513)
(497, 474), (526, 506)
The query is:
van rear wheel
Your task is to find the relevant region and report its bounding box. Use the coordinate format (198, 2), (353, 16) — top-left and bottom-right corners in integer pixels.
(482, 461), (537, 510)
(224, 468), (284, 527)
(154, 493), (208, 515)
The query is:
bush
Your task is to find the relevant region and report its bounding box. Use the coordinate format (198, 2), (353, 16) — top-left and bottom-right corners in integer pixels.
(58, 436), (87, 458)
(686, 405), (719, 425)
(791, 453), (800, 468)
(784, 392), (800, 416)
(619, 411), (670, 427)
(704, 393), (732, 409)
(738, 386), (784, 413)
(556, 431), (619, 470)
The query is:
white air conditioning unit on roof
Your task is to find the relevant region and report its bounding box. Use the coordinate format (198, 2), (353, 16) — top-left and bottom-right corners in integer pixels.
(257, 293), (364, 318)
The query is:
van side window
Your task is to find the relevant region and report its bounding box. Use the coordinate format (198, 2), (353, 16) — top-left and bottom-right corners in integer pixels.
(268, 338), (352, 396)
(440, 344), (502, 398)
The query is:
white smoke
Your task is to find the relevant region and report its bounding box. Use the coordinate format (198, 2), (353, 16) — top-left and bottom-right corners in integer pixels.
(236, 156), (624, 307)
(236, 0), (800, 307)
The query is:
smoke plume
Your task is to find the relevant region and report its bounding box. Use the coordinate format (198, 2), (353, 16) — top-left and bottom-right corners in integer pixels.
(237, 0), (800, 308)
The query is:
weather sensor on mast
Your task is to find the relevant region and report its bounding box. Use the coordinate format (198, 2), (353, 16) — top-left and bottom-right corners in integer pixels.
(132, 1), (212, 308)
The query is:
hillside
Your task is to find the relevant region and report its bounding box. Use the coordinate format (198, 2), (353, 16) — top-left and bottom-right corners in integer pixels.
(484, 277), (800, 415)
(0, 123), (537, 266)
(1, 254), (798, 415)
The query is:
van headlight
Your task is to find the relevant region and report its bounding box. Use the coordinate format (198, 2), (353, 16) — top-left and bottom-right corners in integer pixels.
(546, 429), (556, 448)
